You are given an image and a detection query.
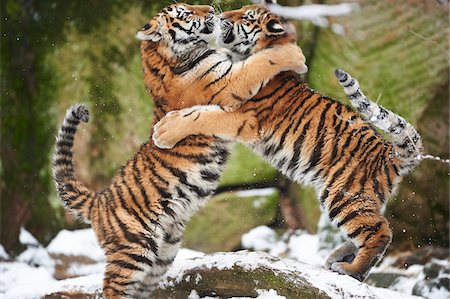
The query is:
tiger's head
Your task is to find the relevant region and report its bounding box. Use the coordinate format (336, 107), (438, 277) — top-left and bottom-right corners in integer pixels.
(219, 5), (297, 60)
(136, 3), (217, 56)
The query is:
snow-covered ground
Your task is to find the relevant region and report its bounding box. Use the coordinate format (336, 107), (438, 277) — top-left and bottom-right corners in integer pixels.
(0, 227), (448, 299)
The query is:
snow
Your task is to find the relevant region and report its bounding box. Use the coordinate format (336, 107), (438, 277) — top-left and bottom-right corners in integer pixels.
(47, 228), (105, 261)
(241, 226), (281, 251)
(255, 289), (286, 299)
(251, 1), (359, 27)
(163, 251), (424, 299)
(0, 262), (56, 295)
(19, 227), (39, 247)
(241, 226), (326, 266)
(17, 246), (55, 273)
(235, 187), (277, 198)
(0, 245), (9, 260)
(186, 289), (286, 299)
(0, 228), (446, 299)
(0, 273), (103, 299)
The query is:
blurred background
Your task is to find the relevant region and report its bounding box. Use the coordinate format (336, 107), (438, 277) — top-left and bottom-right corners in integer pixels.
(1, 0), (448, 267)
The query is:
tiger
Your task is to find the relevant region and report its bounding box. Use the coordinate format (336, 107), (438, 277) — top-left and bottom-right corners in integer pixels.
(152, 6), (424, 282)
(52, 3), (307, 298)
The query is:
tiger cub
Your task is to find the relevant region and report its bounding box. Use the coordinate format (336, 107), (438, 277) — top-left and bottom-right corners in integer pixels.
(53, 3), (306, 298)
(152, 6), (424, 282)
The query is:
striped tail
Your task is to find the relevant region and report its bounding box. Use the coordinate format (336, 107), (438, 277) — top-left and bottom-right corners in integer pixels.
(334, 69), (423, 173)
(52, 104), (96, 221)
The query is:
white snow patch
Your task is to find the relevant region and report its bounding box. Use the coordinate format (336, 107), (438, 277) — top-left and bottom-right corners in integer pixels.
(371, 286), (424, 299)
(0, 245), (9, 260)
(19, 227), (39, 247)
(241, 226), (327, 266)
(187, 288), (288, 299)
(251, 1), (359, 27)
(66, 262), (106, 277)
(255, 289), (287, 298)
(235, 187), (277, 198)
(331, 23), (345, 35)
(175, 248), (205, 261)
(287, 232), (325, 266)
(17, 246), (55, 273)
(0, 270), (103, 299)
(252, 197), (268, 208)
(242, 226), (278, 251)
(0, 262), (56, 295)
(47, 229), (105, 261)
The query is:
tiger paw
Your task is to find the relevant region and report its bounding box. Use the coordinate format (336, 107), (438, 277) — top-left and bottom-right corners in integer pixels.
(325, 241), (358, 270)
(152, 110), (190, 149)
(330, 262), (366, 282)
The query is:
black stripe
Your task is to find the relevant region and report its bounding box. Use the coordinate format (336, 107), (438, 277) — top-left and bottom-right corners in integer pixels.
(141, 154), (170, 186)
(56, 139), (74, 148)
(164, 232), (181, 244)
(303, 102), (334, 174)
(110, 259), (143, 272)
(200, 170), (220, 182)
(249, 79), (292, 103)
(121, 176), (157, 224)
(157, 157), (211, 198)
(61, 125), (77, 134)
(199, 60), (226, 79)
(172, 49), (216, 75)
(287, 120), (311, 173)
(124, 251), (155, 268)
(204, 63), (232, 89)
(113, 182), (151, 233)
(337, 209), (373, 227)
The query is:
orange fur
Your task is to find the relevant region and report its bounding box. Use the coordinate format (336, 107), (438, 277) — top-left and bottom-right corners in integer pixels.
(53, 3), (307, 298)
(153, 5), (422, 282)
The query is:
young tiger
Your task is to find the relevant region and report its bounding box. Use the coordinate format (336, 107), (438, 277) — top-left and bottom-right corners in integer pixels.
(152, 7), (424, 282)
(53, 3), (306, 298)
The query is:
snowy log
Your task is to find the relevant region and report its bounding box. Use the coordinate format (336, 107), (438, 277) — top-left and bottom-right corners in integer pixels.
(37, 251), (423, 299)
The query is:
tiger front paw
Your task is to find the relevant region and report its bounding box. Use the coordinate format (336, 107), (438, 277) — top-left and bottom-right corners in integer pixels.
(152, 110), (190, 149)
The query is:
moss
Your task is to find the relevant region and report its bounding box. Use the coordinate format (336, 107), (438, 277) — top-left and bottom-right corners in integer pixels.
(296, 185), (321, 233)
(219, 144), (278, 187)
(183, 190), (279, 252)
(155, 264), (329, 299)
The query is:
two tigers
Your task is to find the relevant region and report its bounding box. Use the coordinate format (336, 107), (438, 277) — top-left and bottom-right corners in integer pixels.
(52, 2), (423, 298)
(53, 3), (307, 298)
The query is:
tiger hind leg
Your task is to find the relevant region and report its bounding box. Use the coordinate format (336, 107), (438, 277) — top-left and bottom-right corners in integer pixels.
(331, 216), (392, 281)
(102, 252), (163, 299)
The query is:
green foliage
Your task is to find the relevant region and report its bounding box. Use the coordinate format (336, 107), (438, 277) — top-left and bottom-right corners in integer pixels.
(308, 0), (448, 122)
(1, 0), (448, 251)
(184, 190), (279, 252)
(220, 144), (278, 187)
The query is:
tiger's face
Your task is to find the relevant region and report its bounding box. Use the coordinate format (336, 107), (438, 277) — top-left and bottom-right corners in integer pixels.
(136, 3), (217, 55)
(219, 5), (297, 59)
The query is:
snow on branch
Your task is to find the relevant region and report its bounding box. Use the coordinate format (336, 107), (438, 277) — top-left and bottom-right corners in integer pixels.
(252, 0), (359, 27)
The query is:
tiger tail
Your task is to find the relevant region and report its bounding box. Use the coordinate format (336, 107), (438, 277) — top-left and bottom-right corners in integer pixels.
(52, 104), (96, 221)
(335, 69), (423, 174)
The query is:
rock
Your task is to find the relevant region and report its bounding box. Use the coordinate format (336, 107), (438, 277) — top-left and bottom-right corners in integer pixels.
(366, 272), (407, 289)
(392, 246), (449, 269)
(412, 259), (450, 298)
(183, 190), (278, 252)
(10, 251), (426, 299)
(155, 251), (423, 299)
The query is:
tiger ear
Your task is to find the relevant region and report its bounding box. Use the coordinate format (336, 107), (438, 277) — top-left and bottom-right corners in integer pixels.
(266, 19), (285, 34)
(136, 20), (162, 42)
